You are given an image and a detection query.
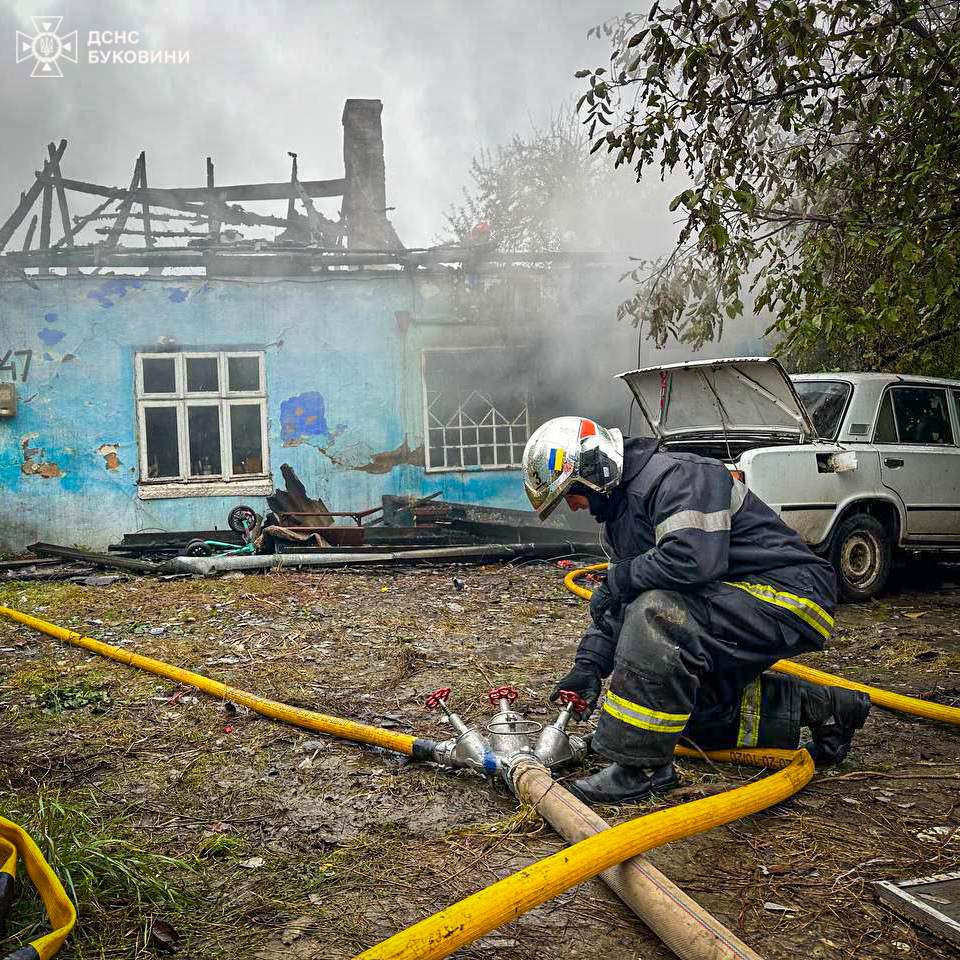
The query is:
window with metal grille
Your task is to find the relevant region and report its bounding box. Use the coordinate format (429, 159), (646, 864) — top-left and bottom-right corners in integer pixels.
(135, 351), (270, 495)
(422, 347), (529, 472)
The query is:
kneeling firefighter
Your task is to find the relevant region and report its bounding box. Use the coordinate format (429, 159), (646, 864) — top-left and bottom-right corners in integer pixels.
(522, 417), (871, 805)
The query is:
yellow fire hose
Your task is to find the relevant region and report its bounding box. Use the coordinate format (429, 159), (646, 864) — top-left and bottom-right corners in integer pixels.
(1, 816), (76, 960)
(0, 603), (809, 960)
(0, 606), (423, 758)
(354, 749), (812, 960)
(564, 563), (960, 725)
(2, 556), (958, 960)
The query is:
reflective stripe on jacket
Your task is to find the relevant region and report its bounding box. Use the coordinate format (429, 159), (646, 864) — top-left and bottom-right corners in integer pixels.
(576, 438), (836, 675)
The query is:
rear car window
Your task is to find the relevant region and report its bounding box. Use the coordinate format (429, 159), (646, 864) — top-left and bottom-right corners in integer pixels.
(890, 387), (954, 444)
(793, 380), (851, 440)
(874, 392), (898, 442)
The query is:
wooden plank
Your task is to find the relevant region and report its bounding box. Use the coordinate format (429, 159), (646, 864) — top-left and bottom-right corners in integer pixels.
(76, 211), (207, 224)
(206, 157), (220, 243)
(47, 141), (78, 276)
(57, 176), (346, 205)
(20, 215), (38, 252)
(140, 151), (162, 276)
(94, 227), (210, 239)
(47, 142), (72, 245)
(139, 152), (155, 248)
(38, 178), (53, 276)
(293, 176), (339, 244)
(286, 152), (298, 224)
(51, 196), (117, 249)
(0, 139), (66, 252)
(875, 873), (960, 948)
(102, 157), (142, 251)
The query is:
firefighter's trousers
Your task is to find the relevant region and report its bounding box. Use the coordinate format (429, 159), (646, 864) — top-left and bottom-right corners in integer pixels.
(593, 584), (827, 768)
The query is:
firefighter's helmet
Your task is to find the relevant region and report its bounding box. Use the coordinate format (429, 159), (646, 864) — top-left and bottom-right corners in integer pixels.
(521, 417), (624, 519)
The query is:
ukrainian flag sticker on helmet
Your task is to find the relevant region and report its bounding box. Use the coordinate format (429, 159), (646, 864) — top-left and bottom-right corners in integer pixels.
(548, 448), (565, 472)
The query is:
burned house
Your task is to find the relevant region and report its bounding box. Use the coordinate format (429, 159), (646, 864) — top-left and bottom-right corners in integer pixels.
(0, 100), (637, 551)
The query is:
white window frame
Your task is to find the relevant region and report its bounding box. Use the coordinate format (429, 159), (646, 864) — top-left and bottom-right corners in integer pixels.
(135, 351), (272, 499)
(421, 346), (530, 473)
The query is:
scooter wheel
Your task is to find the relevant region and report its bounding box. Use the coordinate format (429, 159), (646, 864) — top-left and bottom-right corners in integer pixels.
(228, 504), (258, 533)
(185, 539), (213, 557)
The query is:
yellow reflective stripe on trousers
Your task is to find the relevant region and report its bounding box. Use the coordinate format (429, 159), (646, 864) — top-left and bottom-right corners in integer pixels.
(603, 690), (690, 734)
(724, 581), (833, 640)
(737, 676), (762, 748)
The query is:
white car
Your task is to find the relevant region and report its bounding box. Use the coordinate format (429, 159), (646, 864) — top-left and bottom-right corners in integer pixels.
(619, 357), (960, 600)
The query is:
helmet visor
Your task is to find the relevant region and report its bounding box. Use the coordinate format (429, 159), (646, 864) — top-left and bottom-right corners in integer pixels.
(524, 458), (576, 519)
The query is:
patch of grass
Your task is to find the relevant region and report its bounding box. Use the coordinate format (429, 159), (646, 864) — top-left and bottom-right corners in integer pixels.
(0, 789), (195, 959)
(445, 805), (545, 843)
(2, 662), (62, 695)
(878, 635), (960, 671)
(196, 832), (246, 859)
(38, 683), (112, 715)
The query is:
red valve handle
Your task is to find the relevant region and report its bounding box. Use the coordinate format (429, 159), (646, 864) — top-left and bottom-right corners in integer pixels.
(425, 687), (451, 710)
(559, 690), (589, 716)
(488, 685), (519, 706)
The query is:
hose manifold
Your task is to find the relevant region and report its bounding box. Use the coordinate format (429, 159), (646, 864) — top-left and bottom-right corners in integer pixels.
(426, 686), (588, 781)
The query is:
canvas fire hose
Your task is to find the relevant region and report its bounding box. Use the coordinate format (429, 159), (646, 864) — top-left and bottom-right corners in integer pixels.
(1, 562), (958, 959)
(0, 815), (75, 960)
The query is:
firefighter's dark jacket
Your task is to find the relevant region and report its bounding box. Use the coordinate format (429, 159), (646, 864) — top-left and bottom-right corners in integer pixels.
(577, 438), (836, 676)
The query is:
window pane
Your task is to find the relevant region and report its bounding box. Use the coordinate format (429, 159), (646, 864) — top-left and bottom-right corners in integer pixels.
(892, 388), (953, 444)
(142, 357), (176, 394)
(144, 407), (179, 478)
(230, 404), (264, 475)
(874, 392), (898, 443)
(228, 356), (260, 392)
(186, 356), (219, 393)
(794, 381), (851, 440)
(188, 406), (222, 476)
(422, 348), (529, 470)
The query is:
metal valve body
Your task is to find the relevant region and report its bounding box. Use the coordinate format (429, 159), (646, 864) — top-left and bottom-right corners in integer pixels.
(426, 686), (589, 782)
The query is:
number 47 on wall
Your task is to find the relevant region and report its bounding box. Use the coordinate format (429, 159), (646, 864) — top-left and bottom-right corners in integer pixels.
(0, 350), (33, 382)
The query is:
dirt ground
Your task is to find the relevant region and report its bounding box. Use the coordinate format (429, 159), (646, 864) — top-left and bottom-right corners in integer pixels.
(1, 559), (959, 960)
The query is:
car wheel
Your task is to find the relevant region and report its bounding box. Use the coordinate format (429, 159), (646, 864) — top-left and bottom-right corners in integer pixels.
(829, 514), (892, 602)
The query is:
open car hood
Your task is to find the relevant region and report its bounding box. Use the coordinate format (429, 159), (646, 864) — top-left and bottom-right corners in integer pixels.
(617, 357), (817, 442)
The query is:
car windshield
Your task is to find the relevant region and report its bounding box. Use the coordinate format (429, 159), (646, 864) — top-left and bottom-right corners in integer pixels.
(793, 380), (851, 440)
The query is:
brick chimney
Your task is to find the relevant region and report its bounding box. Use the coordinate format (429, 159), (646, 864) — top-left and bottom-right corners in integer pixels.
(342, 99), (402, 249)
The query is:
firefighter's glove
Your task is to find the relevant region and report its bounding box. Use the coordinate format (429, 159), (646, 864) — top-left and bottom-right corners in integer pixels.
(549, 663), (602, 719)
(589, 575), (618, 628)
(607, 560), (641, 605)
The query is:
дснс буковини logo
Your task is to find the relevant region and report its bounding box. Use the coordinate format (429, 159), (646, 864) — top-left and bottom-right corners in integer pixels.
(16, 16), (77, 77)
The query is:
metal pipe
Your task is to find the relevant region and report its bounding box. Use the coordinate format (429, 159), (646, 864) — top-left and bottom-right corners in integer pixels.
(162, 543), (552, 574)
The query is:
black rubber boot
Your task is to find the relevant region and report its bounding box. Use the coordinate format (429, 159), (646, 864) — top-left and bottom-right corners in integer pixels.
(567, 762), (679, 805)
(800, 683), (871, 766)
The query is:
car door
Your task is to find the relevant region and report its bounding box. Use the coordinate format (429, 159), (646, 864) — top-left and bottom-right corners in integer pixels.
(876, 385), (960, 539)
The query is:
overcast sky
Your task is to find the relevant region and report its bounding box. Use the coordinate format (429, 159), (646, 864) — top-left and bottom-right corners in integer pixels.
(0, 0), (680, 249)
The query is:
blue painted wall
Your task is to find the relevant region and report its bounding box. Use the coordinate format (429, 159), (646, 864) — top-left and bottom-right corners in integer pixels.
(0, 274), (534, 550)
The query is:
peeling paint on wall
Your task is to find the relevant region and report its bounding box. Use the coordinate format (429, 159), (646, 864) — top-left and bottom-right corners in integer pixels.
(166, 287), (189, 303)
(319, 436), (425, 474)
(20, 433), (63, 479)
(97, 443), (121, 470)
(0, 276), (536, 551)
(281, 392), (329, 445)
